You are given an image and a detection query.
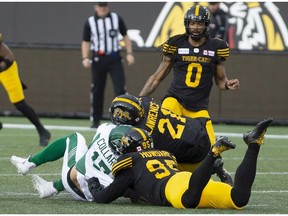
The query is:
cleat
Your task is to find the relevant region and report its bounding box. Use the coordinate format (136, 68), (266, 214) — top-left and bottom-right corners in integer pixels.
(212, 136), (236, 157)
(39, 129), (51, 147)
(10, 155), (36, 175)
(213, 158), (234, 186)
(32, 174), (58, 199)
(243, 118), (273, 145)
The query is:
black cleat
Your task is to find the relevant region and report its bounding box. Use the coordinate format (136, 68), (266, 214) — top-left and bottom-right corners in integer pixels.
(212, 136), (236, 157)
(39, 129), (51, 147)
(213, 158), (234, 186)
(243, 118), (273, 146)
(0, 121), (2, 130)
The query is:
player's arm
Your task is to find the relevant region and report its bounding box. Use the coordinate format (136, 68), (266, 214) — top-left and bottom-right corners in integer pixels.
(214, 40), (240, 90)
(0, 43), (15, 72)
(214, 63), (240, 90)
(139, 55), (172, 96)
(88, 169), (132, 203)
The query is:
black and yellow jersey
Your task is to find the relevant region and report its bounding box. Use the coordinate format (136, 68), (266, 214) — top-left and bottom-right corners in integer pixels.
(162, 34), (229, 111)
(91, 149), (179, 205)
(139, 96), (210, 163)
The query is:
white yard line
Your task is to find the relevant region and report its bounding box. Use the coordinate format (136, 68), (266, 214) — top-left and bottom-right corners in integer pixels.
(2, 123), (288, 139)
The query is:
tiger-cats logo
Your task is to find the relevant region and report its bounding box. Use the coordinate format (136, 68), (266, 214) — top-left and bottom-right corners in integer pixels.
(144, 2), (288, 51)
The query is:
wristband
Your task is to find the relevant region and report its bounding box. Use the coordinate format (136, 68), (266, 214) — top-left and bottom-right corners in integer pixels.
(225, 81), (230, 90)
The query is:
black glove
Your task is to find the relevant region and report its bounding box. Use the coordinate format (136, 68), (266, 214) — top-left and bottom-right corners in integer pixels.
(87, 177), (103, 197)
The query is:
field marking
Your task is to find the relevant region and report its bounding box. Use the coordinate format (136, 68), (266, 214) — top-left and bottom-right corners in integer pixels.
(215, 132), (288, 139)
(2, 123), (288, 139)
(2, 123), (95, 132)
(1, 172), (288, 177)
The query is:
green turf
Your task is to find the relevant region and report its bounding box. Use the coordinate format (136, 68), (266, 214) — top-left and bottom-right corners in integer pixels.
(0, 116), (287, 214)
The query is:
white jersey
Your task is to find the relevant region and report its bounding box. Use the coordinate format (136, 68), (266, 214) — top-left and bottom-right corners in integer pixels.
(75, 123), (119, 200)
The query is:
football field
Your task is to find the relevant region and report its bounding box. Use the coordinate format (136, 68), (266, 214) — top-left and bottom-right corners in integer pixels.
(0, 116), (287, 214)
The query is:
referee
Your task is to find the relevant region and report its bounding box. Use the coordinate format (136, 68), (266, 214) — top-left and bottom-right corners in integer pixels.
(81, 2), (135, 128)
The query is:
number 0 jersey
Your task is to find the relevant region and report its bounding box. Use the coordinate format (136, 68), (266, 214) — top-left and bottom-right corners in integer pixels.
(139, 96), (210, 163)
(163, 35), (229, 111)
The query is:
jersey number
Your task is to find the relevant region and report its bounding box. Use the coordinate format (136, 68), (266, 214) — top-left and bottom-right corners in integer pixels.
(158, 109), (186, 139)
(146, 159), (178, 179)
(92, 152), (110, 175)
(185, 63), (203, 87)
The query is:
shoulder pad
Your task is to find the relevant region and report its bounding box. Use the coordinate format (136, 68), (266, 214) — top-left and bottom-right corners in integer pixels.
(216, 39), (229, 59)
(162, 34), (186, 55)
(112, 155), (132, 176)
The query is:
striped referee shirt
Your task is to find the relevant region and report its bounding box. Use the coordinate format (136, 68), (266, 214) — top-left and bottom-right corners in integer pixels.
(83, 12), (128, 55)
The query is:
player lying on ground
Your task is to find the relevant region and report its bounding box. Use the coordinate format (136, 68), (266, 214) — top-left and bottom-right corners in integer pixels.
(87, 118), (273, 209)
(110, 94), (233, 185)
(10, 123), (132, 201)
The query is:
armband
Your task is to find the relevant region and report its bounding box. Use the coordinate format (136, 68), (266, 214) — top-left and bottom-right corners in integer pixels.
(225, 81), (230, 90)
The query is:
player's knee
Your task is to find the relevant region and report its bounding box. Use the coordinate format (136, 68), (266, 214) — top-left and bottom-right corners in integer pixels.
(13, 99), (26, 110)
(181, 190), (200, 208)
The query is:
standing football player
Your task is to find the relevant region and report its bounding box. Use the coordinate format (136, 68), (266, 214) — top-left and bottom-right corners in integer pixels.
(0, 33), (51, 146)
(139, 5), (240, 147)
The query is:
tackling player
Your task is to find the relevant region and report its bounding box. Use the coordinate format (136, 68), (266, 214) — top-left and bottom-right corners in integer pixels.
(110, 94), (233, 185)
(88, 118), (273, 209)
(10, 123), (132, 201)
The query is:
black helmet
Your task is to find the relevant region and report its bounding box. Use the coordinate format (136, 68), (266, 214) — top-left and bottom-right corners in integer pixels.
(114, 128), (154, 155)
(109, 94), (144, 126)
(109, 125), (133, 155)
(184, 5), (211, 41)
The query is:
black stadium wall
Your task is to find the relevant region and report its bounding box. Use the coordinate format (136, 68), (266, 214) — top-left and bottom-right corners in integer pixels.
(1, 2), (288, 124)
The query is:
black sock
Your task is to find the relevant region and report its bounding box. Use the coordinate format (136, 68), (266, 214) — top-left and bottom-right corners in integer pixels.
(231, 144), (260, 207)
(14, 100), (45, 133)
(182, 150), (216, 208)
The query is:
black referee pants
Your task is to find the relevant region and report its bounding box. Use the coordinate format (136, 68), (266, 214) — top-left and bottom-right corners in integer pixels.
(91, 54), (126, 124)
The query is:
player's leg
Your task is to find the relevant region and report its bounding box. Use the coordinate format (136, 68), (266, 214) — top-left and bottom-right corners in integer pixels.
(10, 135), (69, 175)
(32, 132), (88, 200)
(161, 97), (183, 116)
(231, 118), (273, 208)
(109, 59), (127, 96)
(13, 99), (51, 146)
(91, 61), (107, 128)
(181, 136), (235, 208)
(61, 132), (89, 201)
(1, 61), (51, 146)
